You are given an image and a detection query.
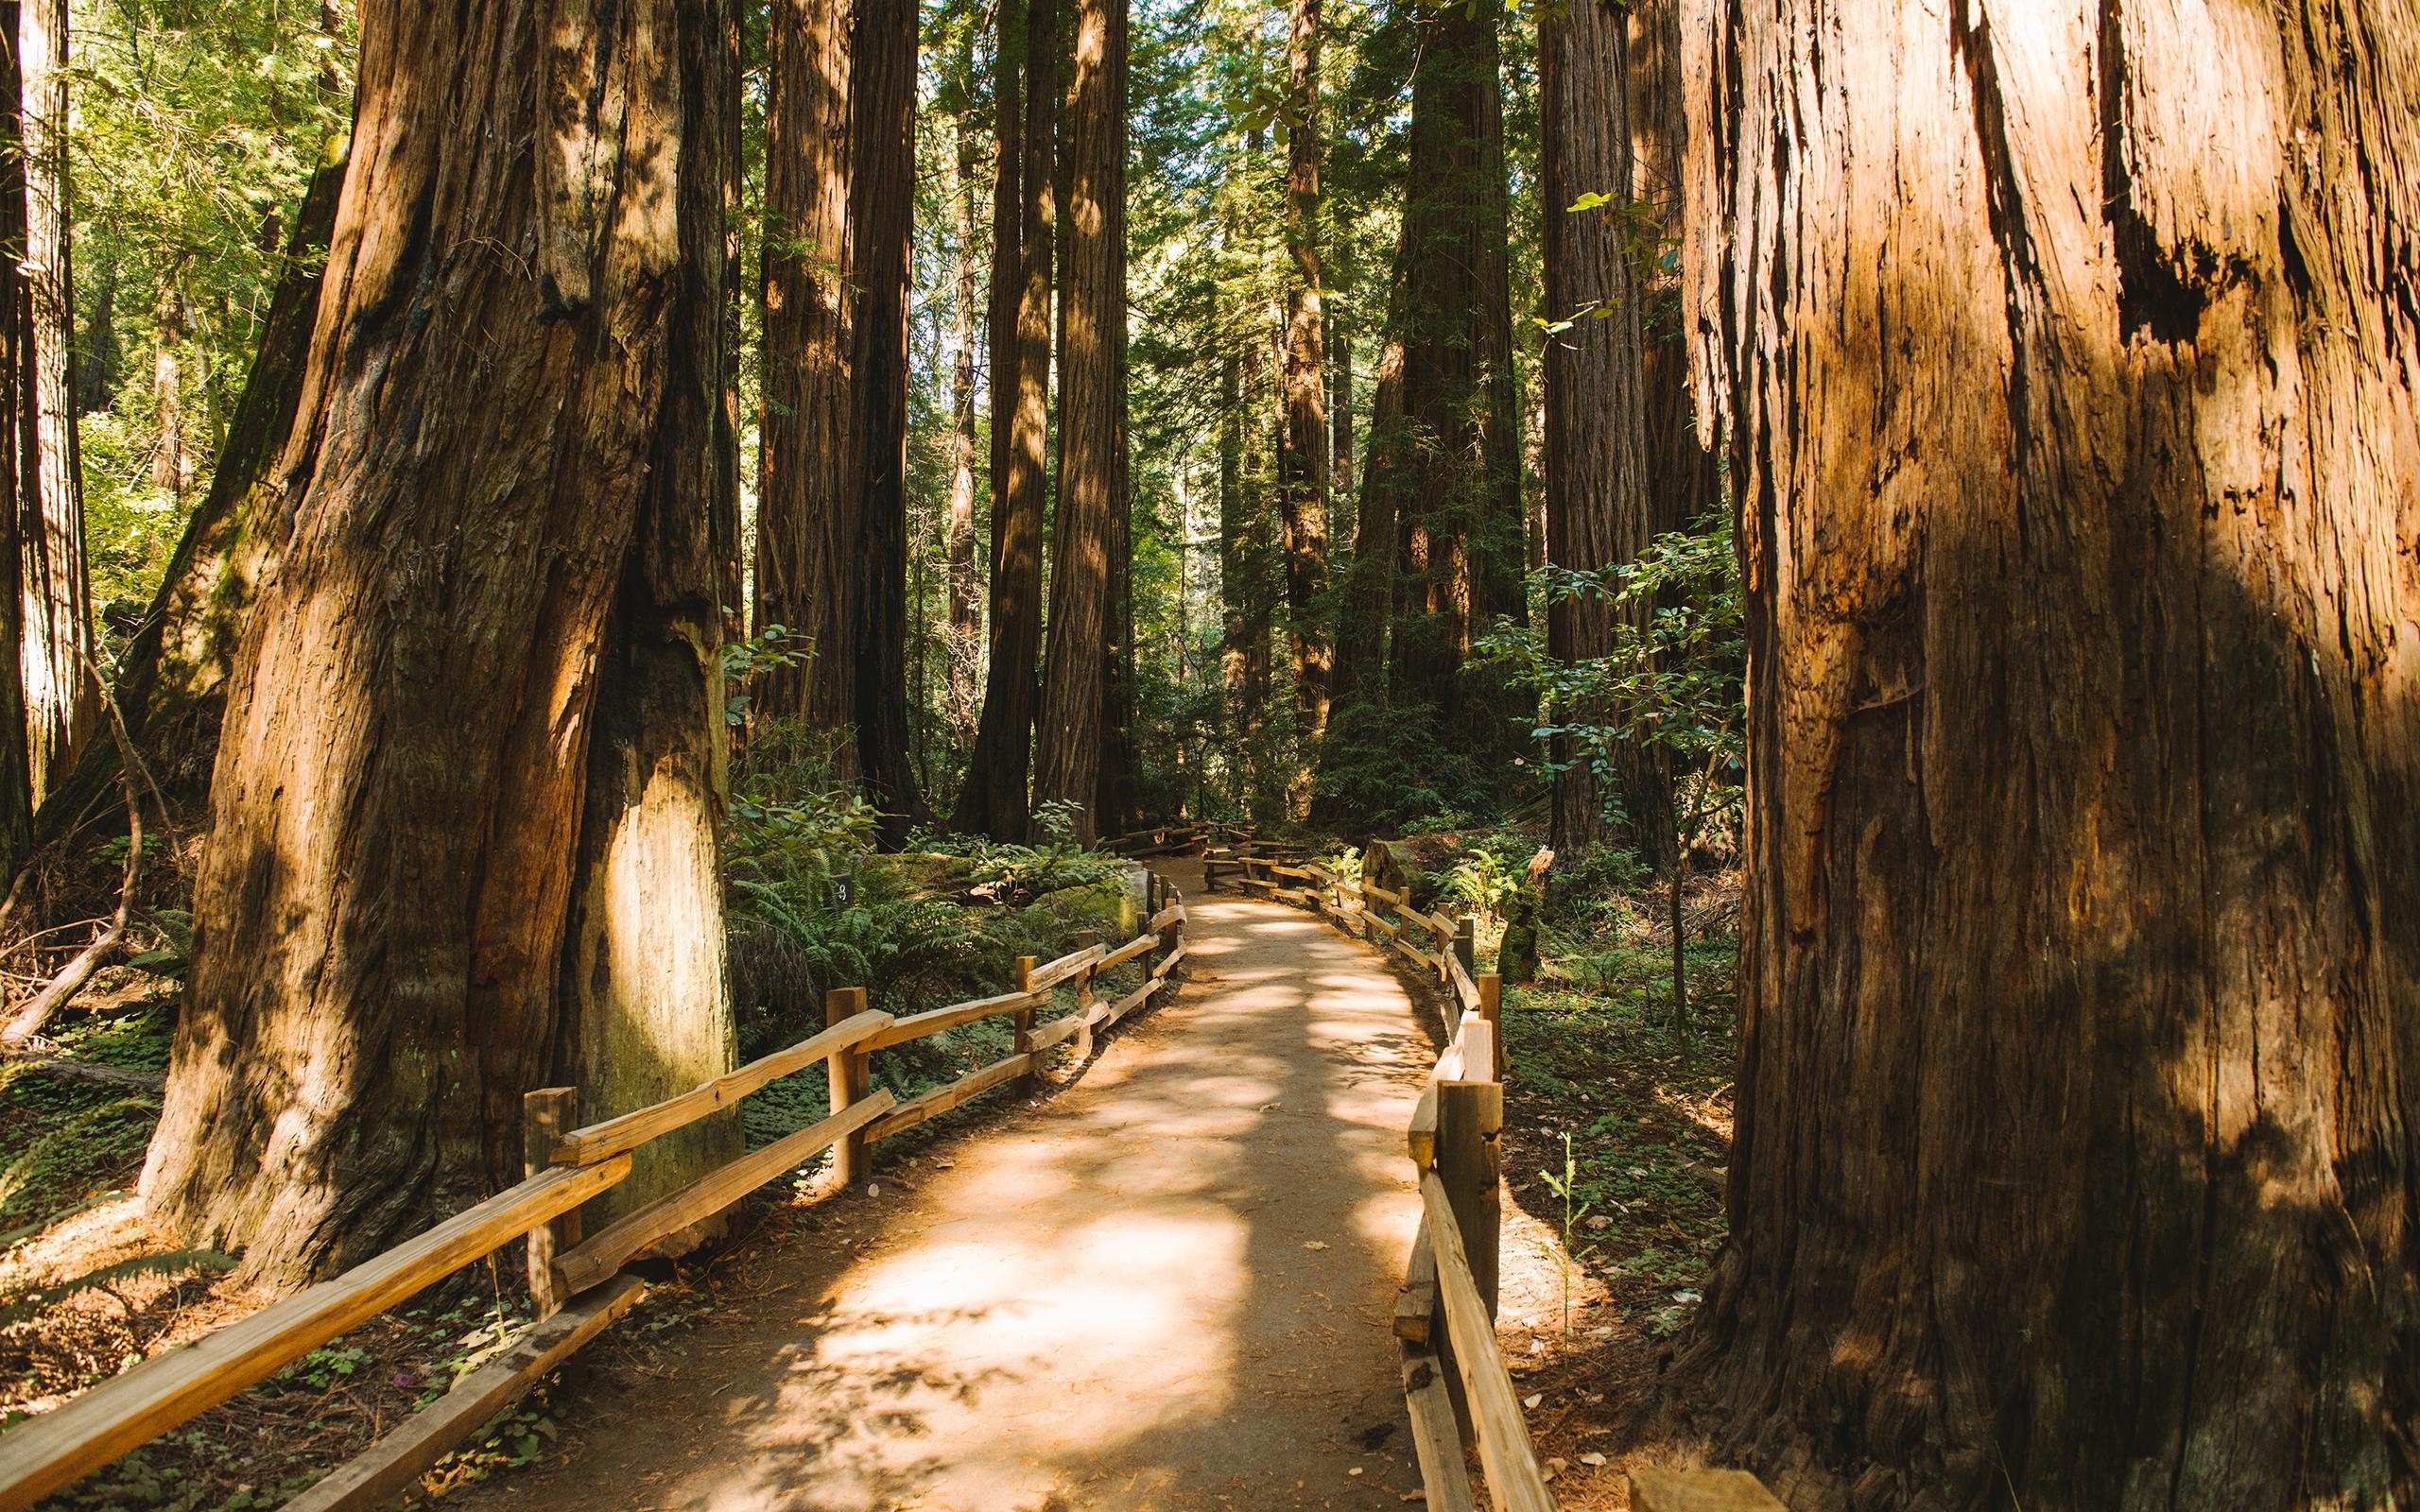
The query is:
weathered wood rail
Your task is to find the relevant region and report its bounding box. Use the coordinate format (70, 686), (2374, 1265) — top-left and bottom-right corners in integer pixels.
(0, 872), (1192, 1512)
(1209, 857), (1779, 1511)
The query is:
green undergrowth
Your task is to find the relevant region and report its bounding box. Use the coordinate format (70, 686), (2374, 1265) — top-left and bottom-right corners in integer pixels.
(0, 977), (177, 1232)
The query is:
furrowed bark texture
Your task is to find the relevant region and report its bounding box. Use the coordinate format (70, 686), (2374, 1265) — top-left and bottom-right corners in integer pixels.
(30, 164), (344, 850)
(1374, 0), (1518, 740)
(1278, 0), (1329, 816)
(954, 0), (1055, 842)
(16, 0), (91, 805)
(0, 6), (30, 878)
(144, 0), (739, 1289)
(1032, 0), (1126, 842)
(755, 0), (855, 763)
(1323, 315), (1402, 724)
(1680, 2), (2420, 1507)
(1540, 0), (1653, 858)
(845, 0), (926, 845)
(945, 103), (984, 749)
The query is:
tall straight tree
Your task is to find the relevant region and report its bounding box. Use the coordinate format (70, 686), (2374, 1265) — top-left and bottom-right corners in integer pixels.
(942, 91), (984, 747)
(1365, 0), (1517, 737)
(144, 0), (743, 1288)
(1681, 3), (2420, 1505)
(844, 0), (926, 844)
(954, 0), (1055, 841)
(0, 4), (31, 878)
(1275, 0), (1329, 816)
(755, 0), (856, 765)
(1626, 0), (1714, 546)
(16, 0), (91, 802)
(1539, 0), (1661, 860)
(1031, 0), (1125, 840)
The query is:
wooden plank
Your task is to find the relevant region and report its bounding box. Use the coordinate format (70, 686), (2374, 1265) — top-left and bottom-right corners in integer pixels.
(1419, 1172), (1555, 1512)
(1392, 1226), (1438, 1344)
(1097, 930), (1158, 971)
(279, 1275), (646, 1512)
(1102, 977), (1159, 1027)
(1478, 974), (1503, 1082)
(1149, 940), (1188, 980)
(1238, 877), (1277, 893)
(867, 989), (1050, 1050)
(865, 1054), (1033, 1142)
(1269, 864), (1314, 881)
(1629, 1469), (1788, 1511)
(1364, 910), (1401, 939)
(825, 988), (873, 1186)
(1026, 1012), (1085, 1052)
(1409, 1085), (1440, 1169)
(1399, 1339), (1479, 1512)
(0, 1158), (631, 1512)
(554, 1092), (892, 1296)
(1362, 882), (1404, 908)
(1274, 886), (1317, 908)
(1028, 943), (1107, 991)
(1146, 902), (1184, 933)
(1446, 951), (1484, 1017)
(1436, 1079), (1504, 1319)
(551, 1009), (891, 1165)
(1393, 936), (1441, 972)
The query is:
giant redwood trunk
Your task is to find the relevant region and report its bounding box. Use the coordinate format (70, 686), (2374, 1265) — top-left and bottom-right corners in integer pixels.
(16, 0), (90, 805)
(845, 0), (926, 845)
(0, 6), (31, 878)
(1540, 0), (1662, 861)
(1031, 0), (1126, 841)
(954, 0), (1055, 842)
(1679, 3), (2420, 1506)
(144, 0), (741, 1288)
(756, 0), (856, 760)
(1374, 0), (1518, 740)
(944, 105), (984, 749)
(1277, 0), (1329, 816)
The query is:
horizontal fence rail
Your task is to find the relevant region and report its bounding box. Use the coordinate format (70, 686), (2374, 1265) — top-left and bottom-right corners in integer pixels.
(0, 869), (1193, 1512)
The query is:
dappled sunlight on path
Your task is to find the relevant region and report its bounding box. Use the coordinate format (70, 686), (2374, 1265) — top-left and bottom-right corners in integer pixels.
(464, 864), (1441, 1512)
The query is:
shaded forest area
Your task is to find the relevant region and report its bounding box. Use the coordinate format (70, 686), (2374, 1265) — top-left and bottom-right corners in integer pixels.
(0, 0), (2415, 1510)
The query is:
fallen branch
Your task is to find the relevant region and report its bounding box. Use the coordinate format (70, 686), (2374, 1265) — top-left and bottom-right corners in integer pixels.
(9, 1057), (167, 1092)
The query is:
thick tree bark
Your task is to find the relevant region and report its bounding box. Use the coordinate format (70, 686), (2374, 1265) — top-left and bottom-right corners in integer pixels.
(24, 165), (343, 855)
(845, 0), (926, 846)
(1031, 0), (1125, 842)
(953, 0), (1055, 842)
(16, 0), (91, 806)
(1329, 324), (1352, 536)
(755, 0), (856, 764)
(143, 0), (740, 1288)
(1678, 3), (2420, 1507)
(1324, 314), (1403, 722)
(1277, 0), (1329, 817)
(1373, 0), (1518, 740)
(944, 106), (984, 750)
(1540, 0), (1663, 861)
(0, 6), (31, 880)
(1628, 0), (1715, 547)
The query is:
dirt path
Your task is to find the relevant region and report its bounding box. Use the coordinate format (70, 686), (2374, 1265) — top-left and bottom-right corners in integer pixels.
(462, 862), (1443, 1512)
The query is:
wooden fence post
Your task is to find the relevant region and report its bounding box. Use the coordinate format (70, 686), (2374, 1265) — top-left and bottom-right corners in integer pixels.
(1011, 954), (1040, 1096)
(523, 1088), (579, 1319)
(1453, 915), (1476, 974)
(1478, 973), (1503, 1083)
(1071, 931), (1100, 1060)
(825, 987), (873, 1186)
(1434, 1078), (1503, 1320)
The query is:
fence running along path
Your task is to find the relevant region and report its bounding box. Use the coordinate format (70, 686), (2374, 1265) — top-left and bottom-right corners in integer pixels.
(1209, 850), (1780, 1512)
(0, 873), (1193, 1512)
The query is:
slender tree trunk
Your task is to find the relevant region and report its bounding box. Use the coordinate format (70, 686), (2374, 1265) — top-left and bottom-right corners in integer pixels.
(944, 108), (984, 752)
(846, 0), (925, 845)
(755, 0), (856, 766)
(1627, 0), (1714, 547)
(1540, 0), (1662, 861)
(1329, 324), (1352, 534)
(1678, 4), (2420, 1506)
(144, 0), (741, 1288)
(17, 0), (91, 806)
(1219, 352), (1249, 718)
(1324, 313), (1402, 720)
(714, 3), (746, 645)
(1374, 0), (1517, 739)
(150, 277), (186, 496)
(0, 8), (33, 881)
(954, 0), (1055, 841)
(1277, 0), (1329, 818)
(1031, 0), (1125, 842)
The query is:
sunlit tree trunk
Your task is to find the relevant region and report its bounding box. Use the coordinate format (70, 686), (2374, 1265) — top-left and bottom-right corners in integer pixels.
(1374, 0), (1517, 740)
(755, 0), (855, 764)
(1031, 0), (1126, 841)
(0, 8), (33, 880)
(846, 0), (925, 845)
(1680, 3), (2420, 1505)
(1277, 0), (1329, 818)
(17, 0), (92, 805)
(150, 277), (186, 496)
(1540, 0), (1660, 860)
(1628, 0), (1715, 546)
(944, 104), (984, 751)
(1329, 325), (1353, 533)
(144, 0), (740, 1288)
(954, 0), (1054, 841)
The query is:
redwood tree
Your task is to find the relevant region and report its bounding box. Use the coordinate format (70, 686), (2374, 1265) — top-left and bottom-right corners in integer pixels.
(755, 0), (856, 761)
(1680, 4), (2420, 1505)
(1031, 0), (1125, 840)
(0, 4), (30, 877)
(1276, 0), (1329, 815)
(144, 0), (742, 1287)
(954, 0), (1055, 841)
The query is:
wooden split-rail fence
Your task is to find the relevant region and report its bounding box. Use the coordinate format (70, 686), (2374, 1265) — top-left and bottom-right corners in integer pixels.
(0, 874), (1193, 1512)
(1207, 851), (1781, 1512)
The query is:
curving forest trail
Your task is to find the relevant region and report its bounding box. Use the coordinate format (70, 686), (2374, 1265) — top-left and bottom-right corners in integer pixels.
(461, 863), (1444, 1512)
